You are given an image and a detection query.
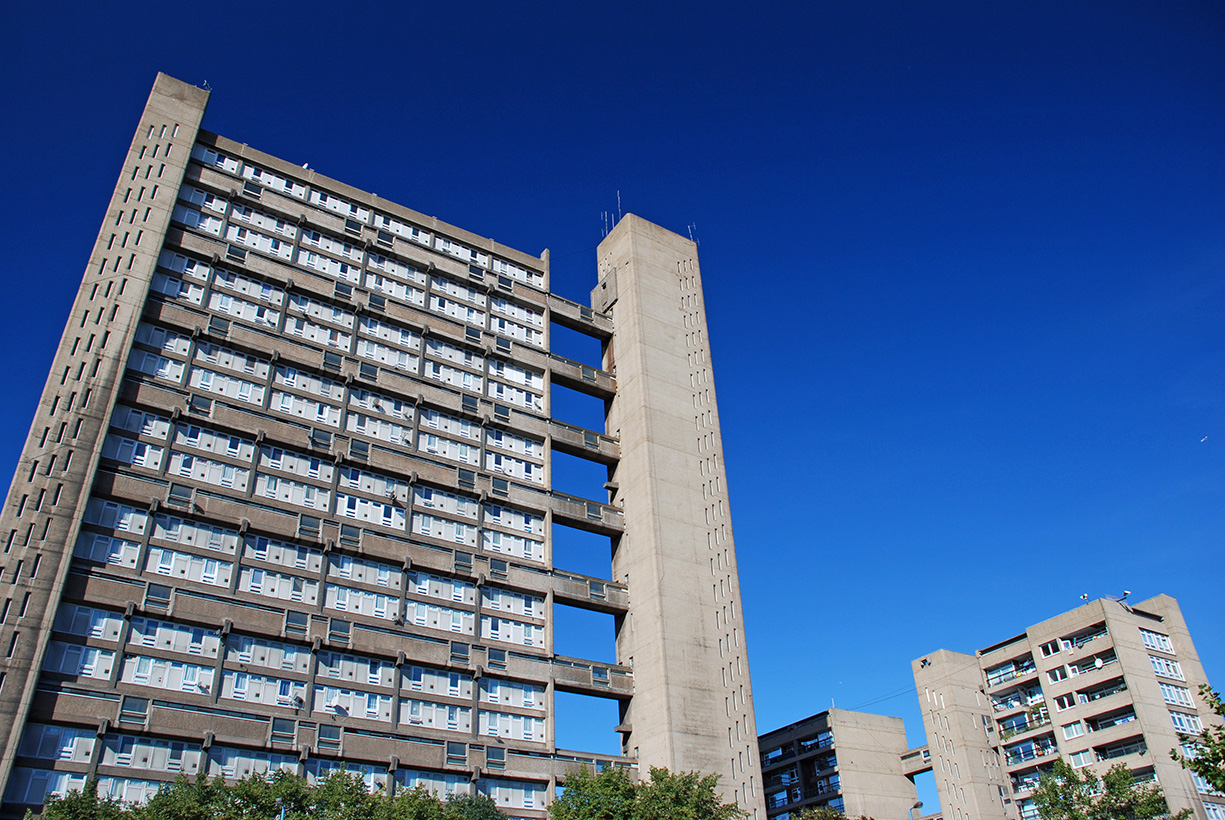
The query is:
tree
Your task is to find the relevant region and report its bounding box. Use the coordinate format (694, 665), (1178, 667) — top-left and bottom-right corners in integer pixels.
(1031, 759), (1191, 820)
(547, 766), (639, 820)
(379, 786), (446, 820)
(1171, 684), (1225, 794)
(635, 768), (744, 820)
(131, 770), (316, 820)
(32, 780), (124, 820)
(548, 765), (744, 820)
(25, 771), (507, 820)
(791, 809), (844, 820)
(439, 793), (504, 820)
(792, 807), (873, 820)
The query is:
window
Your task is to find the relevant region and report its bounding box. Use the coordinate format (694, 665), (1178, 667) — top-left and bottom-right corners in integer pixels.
(1150, 655), (1184, 680)
(1048, 666), (1069, 683)
(284, 611), (309, 640)
(317, 723), (342, 752)
(328, 619), (351, 644)
(271, 718), (296, 745)
(1069, 750), (1093, 769)
(1160, 682), (1194, 707)
(1055, 694), (1077, 711)
(119, 696), (149, 725)
(1063, 722), (1085, 739)
(299, 515), (321, 540)
(1170, 711), (1203, 733)
(1140, 629), (1174, 653)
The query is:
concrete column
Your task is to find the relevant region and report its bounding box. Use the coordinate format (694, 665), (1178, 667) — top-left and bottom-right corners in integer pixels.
(595, 215), (764, 816)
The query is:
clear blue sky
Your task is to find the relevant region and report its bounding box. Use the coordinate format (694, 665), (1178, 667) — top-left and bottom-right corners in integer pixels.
(2, 0), (1222, 807)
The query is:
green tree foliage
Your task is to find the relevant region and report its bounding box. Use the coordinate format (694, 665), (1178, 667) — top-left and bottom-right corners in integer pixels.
(26, 772), (506, 820)
(1031, 759), (1191, 820)
(547, 766), (637, 820)
(634, 768), (743, 820)
(438, 793), (504, 820)
(1171, 685), (1225, 794)
(548, 765), (744, 820)
(35, 780), (124, 820)
(792, 806), (874, 820)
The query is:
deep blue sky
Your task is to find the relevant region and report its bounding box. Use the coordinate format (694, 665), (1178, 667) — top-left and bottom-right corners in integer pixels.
(2, 0), (1222, 804)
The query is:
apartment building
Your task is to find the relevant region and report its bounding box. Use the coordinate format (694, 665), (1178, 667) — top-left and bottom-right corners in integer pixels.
(913, 594), (1221, 820)
(0, 73), (764, 818)
(759, 708), (922, 820)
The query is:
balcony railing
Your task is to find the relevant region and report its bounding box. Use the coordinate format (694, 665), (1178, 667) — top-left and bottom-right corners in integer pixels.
(1006, 745), (1058, 766)
(988, 666), (1038, 688)
(999, 715), (1053, 742)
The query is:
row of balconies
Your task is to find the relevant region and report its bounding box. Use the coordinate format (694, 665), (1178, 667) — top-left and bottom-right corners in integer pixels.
(120, 363), (623, 542)
(181, 163), (618, 366)
(25, 684), (630, 798)
(157, 230), (614, 436)
(86, 468), (628, 624)
(145, 244), (624, 532)
(188, 160), (551, 306)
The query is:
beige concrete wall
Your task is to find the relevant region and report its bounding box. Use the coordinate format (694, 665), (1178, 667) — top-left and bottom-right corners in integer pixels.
(829, 709), (921, 820)
(596, 215), (764, 816)
(0, 74), (210, 795)
(913, 649), (1013, 820)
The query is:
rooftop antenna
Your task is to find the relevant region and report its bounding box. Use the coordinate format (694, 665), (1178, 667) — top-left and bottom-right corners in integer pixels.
(616, 190), (622, 222)
(202, 80), (212, 92)
(687, 222), (700, 246)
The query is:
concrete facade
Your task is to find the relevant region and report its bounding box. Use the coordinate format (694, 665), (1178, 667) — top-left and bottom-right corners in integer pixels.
(595, 216), (762, 811)
(759, 709), (921, 820)
(0, 74), (763, 818)
(913, 595), (1223, 820)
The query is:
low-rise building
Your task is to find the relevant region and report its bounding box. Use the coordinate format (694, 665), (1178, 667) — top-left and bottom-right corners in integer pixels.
(760, 708), (922, 819)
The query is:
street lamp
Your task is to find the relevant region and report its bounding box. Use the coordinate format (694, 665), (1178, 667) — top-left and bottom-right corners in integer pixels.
(276, 797), (286, 820)
(909, 801), (924, 820)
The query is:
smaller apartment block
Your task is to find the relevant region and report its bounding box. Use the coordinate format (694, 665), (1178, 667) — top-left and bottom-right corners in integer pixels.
(759, 708), (921, 820)
(913, 594), (1222, 820)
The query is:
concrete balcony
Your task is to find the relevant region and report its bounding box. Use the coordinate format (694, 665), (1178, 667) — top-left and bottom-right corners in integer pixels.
(552, 655), (632, 699)
(549, 569), (628, 615)
(548, 354), (615, 399)
(548, 420), (619, 465)
(547, 294), (613, 339)
(548, 491), (623, 535)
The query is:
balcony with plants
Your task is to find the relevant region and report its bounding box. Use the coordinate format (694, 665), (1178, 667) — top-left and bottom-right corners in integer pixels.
(985, 654), (1038, 692)
(992, 684), (1045, 715)
(1004, 733), (1059, 767)
(998, 704), (1053, 742)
